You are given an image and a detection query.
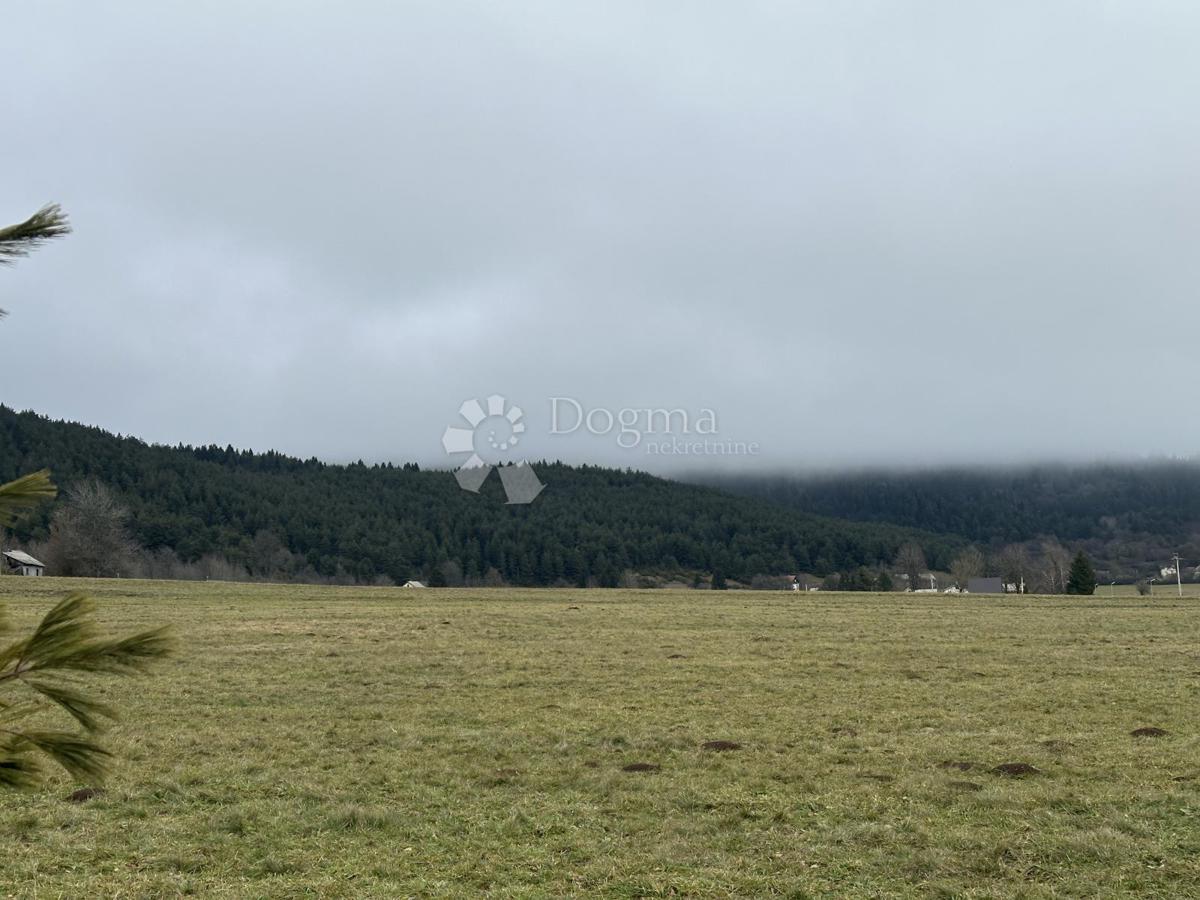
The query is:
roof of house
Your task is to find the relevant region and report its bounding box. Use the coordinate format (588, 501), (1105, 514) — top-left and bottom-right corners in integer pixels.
(403, 580), (426, 588)
(3, 550), (45, 567)
(967, 576), (1004, 593)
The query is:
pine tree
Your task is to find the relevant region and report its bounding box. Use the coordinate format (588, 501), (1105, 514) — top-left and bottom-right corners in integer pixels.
(1065, 551), (1097, 596)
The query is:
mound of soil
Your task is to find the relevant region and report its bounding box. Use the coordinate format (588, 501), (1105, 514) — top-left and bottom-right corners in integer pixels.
(1131, 727), (1169, 738)
(621, 762), (660, 773)
(701, 740), (742, 752)
(68, 787), (104, 803)
(990, 762), (1042, 777)
(666, 653), (687, 659)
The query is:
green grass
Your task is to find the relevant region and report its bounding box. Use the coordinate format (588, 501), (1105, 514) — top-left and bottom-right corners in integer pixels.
(1, 578), (1198, 898)
(1099, 582), (1200, 598)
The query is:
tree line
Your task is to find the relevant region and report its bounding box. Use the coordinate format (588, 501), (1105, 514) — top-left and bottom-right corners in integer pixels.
(701, 465), (1200, 583)
(0, 407), (965, 587)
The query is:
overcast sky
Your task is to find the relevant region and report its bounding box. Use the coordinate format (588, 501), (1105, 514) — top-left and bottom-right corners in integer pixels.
(2, 2), (1197, 473)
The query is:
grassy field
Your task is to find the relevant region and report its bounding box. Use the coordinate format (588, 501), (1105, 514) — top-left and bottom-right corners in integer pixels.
(1, 579), (1198, 898)
(1100, 583), (1200, 599)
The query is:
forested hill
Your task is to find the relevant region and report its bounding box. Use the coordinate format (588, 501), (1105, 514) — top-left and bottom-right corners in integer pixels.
(0, 406), (959, 586)
(697, 464), (1200, 578)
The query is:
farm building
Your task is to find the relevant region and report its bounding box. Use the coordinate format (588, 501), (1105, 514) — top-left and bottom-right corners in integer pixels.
(967, 577), (1004, 594)
(403, 580), (426, 588)
(3, 550), (46, 576)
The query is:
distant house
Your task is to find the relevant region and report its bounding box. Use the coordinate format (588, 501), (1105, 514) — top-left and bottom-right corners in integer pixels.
(402, 580), (426, 589)
(3, 550), (45, 577)
(967, 577), (1004, 594)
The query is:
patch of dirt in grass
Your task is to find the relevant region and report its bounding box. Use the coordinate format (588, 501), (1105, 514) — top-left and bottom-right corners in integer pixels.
(67, 787), (104, 803)
(948, 780), (983, 791)
(860, 773), (894, 783)
(621, 762), (660, 773)
(702, 740), (742, 752)
(991, 763), (1042, 777)
(1131, 727), (1169, 738)
(831, 725), (858, 737)
(938, 760), (975, 771)
(667, 653), (687, 659)
(566, 606), (580, 610)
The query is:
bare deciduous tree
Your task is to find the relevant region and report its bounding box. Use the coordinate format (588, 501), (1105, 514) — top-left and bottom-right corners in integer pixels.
(46, 481), (140, 578)
(950, 546), (985, 588)
(1040, 539), (1072, 595)
(895, 542), (926, 592)
(996, 543), (1029, 591)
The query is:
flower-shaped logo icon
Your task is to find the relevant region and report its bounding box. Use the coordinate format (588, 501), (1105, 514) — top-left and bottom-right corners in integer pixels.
(441, 395), (545, 504)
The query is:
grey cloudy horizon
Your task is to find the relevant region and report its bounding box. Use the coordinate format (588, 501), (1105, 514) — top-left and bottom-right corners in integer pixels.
(3, 1), (1198, 474)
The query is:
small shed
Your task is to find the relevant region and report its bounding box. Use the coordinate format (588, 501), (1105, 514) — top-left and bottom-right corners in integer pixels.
(403, 580), (426, 589)
(3, 550), (46, 576)
(966, 576), (1003, 594)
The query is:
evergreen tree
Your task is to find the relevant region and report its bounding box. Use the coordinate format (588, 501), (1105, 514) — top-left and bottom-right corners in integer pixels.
(1065, 551), (1097, 595)
(0, 406), (966, 588)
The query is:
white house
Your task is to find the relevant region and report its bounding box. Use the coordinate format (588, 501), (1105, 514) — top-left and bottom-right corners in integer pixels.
(403, 580), (426, 589)
(3, 550), (46, 576)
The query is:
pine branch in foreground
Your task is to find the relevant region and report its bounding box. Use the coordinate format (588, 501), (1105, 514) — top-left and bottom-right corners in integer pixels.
(0, 204), (72, 265)
(0, 593), (174, 789)
(0, 470), (57, 528)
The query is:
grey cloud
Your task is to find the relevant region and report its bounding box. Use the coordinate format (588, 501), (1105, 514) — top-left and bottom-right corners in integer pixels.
(1, 1), (1197, 471)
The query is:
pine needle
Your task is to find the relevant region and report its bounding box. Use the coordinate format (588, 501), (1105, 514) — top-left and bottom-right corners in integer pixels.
(0, 204), (72, 265)
(0, 593), (173, 788)
(0, 470), (57, 528)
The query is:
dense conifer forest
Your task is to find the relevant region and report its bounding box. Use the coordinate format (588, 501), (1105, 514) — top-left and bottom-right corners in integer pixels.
(0, 406), (959, 586)
(700, 465), (1200, 581)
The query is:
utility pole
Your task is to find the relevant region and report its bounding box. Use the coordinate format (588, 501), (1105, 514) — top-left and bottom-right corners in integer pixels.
(1173, 554), (1183, 597)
